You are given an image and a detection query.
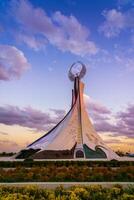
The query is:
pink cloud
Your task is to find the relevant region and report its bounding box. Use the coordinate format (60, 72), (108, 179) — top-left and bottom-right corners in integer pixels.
(0, 105), (64, 131)
(0, 45), (30, 81)
(84, 94), (111, 114)
(11, 0), (98, 56)
(0, 96), (133, 138)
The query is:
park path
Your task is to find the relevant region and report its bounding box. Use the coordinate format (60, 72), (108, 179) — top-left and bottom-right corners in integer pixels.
(0, 182), (134, 189)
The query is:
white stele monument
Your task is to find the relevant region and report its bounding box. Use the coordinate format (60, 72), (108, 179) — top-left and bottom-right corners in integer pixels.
(16, 62), (119, 160)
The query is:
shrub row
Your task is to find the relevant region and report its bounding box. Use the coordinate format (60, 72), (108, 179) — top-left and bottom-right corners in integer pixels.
(0, 185), (134, 200)
(0, 160), (134, 168)
(0, 166), (134, 182)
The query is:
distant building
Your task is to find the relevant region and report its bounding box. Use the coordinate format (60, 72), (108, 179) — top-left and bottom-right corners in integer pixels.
(127, 153), (134, 157)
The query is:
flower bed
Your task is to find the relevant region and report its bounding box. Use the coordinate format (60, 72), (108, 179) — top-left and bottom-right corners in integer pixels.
(0, 185), (134, 200)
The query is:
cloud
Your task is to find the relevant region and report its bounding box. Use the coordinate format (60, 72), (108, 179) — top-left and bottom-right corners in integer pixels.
(99, 8), (134, 38)
(94, 121), (117, 133)
(0, 44), (30, 81)
(11, 0), (98, 56)
(0, 131), (8, 135)
(99, 9), (125, 38)
(0, 99), (110, 132)
(49, 108), (66, 116)
(0, 139), (19, 152)
(0, 100), (133, 139)
(84, 95), (134, 138)
(104, 138), (121, 144)
(49, 108), (66, 121)
(116, 104), (134, 137)
(84, 94), (111, 123)
(0, 95), (112, 133)
(94, 104), (134, 138)
(0, 105), (64, 131)
(84, 94), (111, 115)
(115, 55), (134, 72)
(15, 33), (47, 51)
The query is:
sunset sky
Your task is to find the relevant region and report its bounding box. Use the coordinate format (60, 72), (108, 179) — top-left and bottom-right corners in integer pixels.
(0, 0), (134, 153)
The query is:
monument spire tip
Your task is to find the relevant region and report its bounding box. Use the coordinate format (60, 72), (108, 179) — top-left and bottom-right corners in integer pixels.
(68, 61), (86, 81)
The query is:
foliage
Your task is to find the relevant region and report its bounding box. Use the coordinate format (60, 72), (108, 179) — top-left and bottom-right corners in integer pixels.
(0, 185), (133, 200)
(0, 160), (134, 168)
(0, 152), (15, 157)
(0, 165), (133, 182)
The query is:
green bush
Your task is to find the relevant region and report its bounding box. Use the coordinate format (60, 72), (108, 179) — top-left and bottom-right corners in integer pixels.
(0, 160), (134, 168)
(0, 165), (134, 182)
